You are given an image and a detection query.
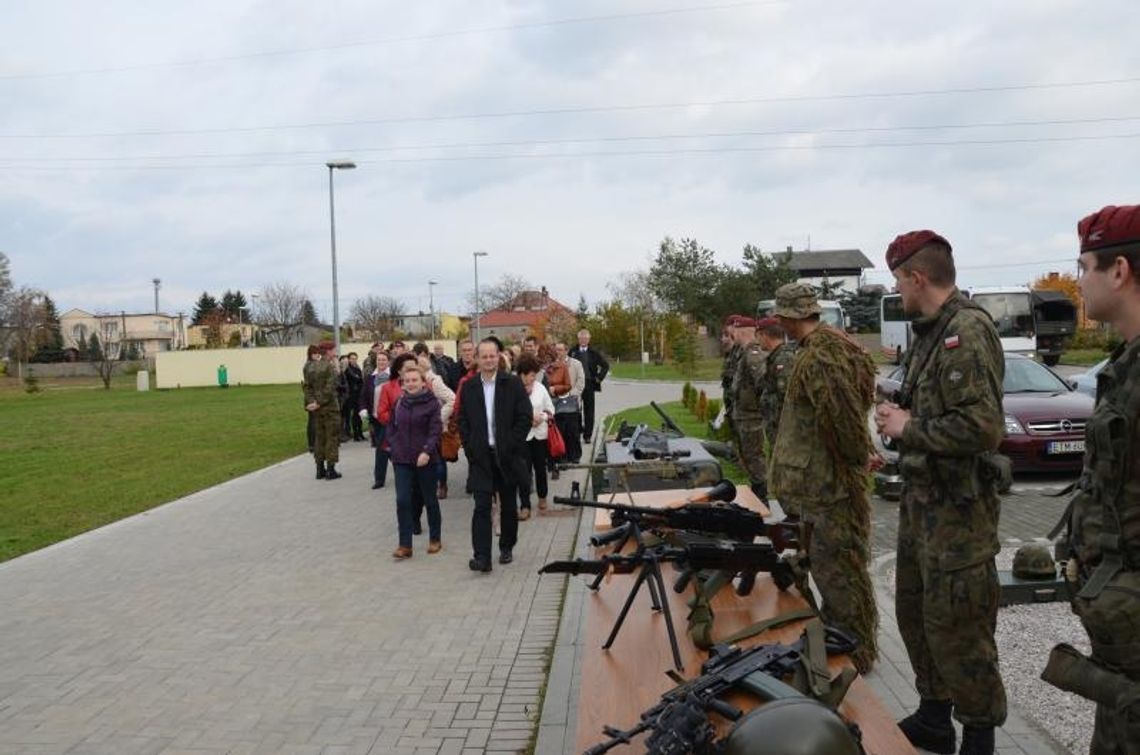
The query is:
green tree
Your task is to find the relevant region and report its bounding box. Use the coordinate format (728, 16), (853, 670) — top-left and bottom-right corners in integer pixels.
(648, 237), (724, 326)
(301, 299), (320, 327)
(76, 332), (89, 360)
(191, 292), (219, 325)
(87, 333), (103, 362)
(838, 287), (884, 333)
(742, 245), (798, 301)
(671, 325), (700, 377)
(813, 279), (847, 300)
(590, 300), (638, 360)
(32, 295), (65, 363)
(220, 290), (248, 321)
(576, 294), (590, 323)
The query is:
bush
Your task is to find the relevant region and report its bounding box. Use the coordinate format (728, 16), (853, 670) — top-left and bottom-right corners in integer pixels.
(23, 375), (40, 394)
(696, 390), (708, 422)
(1068, 327), (1118, 351)
(682, 381), (694, 408)
(707, 398), (721, 419)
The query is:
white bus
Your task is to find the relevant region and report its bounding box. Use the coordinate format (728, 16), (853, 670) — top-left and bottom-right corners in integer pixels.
(879, 286), (1037, 363)
(966, 286), (1036, 356)
(757, 299), (848, 331)
(879, 293), (912, 364)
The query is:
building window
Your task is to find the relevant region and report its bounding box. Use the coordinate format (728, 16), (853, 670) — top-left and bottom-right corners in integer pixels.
(72, 324), (87, 342)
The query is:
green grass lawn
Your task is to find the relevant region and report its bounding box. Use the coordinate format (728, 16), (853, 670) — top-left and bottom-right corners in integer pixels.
(0, 380), (308, 562)
(603, 399), (748, 484)
(1059, 349), (1109, 367)
(608, 358), (724, 382)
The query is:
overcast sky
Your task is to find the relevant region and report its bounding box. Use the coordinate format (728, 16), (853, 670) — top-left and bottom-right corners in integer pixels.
(2, 0), (1138, 320)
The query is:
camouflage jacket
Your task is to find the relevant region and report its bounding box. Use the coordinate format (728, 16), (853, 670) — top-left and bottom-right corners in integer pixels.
(721, 344), (742, 409)
(303, 359), (338, 411)
(731, 342), (769, 420)
(760, 342), (797, 444)
(769, 326), (875, 506)
(1069, 335), (1140, 577)
(897, 290), (1005, 570)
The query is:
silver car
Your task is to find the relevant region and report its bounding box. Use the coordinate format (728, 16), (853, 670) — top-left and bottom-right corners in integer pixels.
(1070, 359), (1107, 398)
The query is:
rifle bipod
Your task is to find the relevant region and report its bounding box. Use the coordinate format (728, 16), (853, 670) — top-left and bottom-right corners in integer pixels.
(600, 547), (685, 671)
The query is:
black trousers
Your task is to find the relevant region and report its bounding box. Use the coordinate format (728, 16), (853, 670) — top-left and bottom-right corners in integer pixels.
(471, 453), (519, 563)
(521, 438), (548, 508)
(581, 389), (597, 439)
(555, 412), (582, 463)
(306, 412), (316, 451)
(341, 397), (363, 439)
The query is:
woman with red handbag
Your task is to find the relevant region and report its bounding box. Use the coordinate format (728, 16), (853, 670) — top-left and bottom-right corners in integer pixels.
(516, 355), (555, 519)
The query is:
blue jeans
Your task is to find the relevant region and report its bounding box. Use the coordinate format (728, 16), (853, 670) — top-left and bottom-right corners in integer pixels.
(394, 463), (440, 548)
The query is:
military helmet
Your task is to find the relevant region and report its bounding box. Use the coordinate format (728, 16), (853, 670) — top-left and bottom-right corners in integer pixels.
(720, 698), (863, 755)
(1012, 544), (1057, 580)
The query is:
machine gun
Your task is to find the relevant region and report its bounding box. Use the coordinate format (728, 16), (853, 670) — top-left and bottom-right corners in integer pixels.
(583, 623), (860, 755)
(650, 400), (686, 436)
(540, 540), (799, 670)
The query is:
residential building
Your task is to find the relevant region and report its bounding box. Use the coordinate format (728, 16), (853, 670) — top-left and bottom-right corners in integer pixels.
(476, 288), (574, 344)
(59, 309), (188, 358)
(186, 323), (259, 348)
(774, 247), (875, 295)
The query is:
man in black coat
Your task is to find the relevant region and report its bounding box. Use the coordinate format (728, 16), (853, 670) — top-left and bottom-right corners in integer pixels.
(568, 328), (609, 442)
(457, 337), (533, 573)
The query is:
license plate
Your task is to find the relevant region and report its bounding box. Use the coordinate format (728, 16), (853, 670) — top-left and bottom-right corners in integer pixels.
(1047, 440), (1085, 455)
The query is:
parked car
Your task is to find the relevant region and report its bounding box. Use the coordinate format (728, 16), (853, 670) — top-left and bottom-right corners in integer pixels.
(872, 354), (1093, 499)
(1070, 358), (1108, 398)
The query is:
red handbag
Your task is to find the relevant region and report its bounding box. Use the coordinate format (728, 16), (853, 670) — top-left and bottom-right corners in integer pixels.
(546, 421), (567, 459)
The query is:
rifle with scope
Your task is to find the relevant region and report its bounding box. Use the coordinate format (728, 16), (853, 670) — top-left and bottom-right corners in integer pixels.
(583, 623), (860, 755)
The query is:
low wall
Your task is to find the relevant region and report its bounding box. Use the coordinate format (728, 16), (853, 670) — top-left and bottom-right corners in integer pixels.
(19, 361), (147, 378)
(156, 341), (456, 388)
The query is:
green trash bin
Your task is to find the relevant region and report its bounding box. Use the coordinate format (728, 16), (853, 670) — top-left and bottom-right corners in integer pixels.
(217, 364), (229, 388)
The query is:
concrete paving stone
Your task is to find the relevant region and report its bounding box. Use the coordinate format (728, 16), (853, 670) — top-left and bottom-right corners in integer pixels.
(463, 727), (491, 748)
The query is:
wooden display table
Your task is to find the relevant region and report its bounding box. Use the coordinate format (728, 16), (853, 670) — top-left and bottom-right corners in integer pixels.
(571, 486), (914, 755)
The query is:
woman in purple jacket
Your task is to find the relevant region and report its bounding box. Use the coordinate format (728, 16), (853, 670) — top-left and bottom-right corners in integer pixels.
(386, 363), (443, 559)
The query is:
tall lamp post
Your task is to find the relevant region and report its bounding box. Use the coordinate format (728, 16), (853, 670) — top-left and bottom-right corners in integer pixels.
(249, 292), (259, 347)
(326, 160), (357, 355)
(428, 280), (438, 340)
(472, 251), (488, 343)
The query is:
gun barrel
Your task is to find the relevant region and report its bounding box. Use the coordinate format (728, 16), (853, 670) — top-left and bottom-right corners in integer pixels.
(538, 559), (611, 576)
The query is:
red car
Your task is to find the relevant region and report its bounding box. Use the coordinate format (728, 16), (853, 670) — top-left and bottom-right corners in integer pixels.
(874, 354), (1092, 482)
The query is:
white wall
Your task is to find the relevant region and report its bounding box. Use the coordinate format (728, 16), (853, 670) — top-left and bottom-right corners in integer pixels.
(156, 341), (456, 388)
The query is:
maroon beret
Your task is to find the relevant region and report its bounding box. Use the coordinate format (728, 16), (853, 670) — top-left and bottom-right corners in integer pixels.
(886, 230), (952, 271)
(734, 316), (757, 329)
(724, 314), (744, 327)
(1079, 205), (1140, 253)
(755, 317), (780, 330)
(317, 340), (336, 351)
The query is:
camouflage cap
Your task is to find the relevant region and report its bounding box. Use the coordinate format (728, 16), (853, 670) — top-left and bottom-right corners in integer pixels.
(773, 283), (821, 319)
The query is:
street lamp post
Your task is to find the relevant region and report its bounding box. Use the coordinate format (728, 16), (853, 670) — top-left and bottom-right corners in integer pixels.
(428, 280), (438, 340)
(249, 292), (259, 347)
(326, 160), (357, 355)
(472, 251), (488, 343)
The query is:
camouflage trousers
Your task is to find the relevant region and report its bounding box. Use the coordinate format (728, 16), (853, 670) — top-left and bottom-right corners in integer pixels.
(800, 496), (878, 673)
(311, 407), (341, 464)
(1072, 570), (1140, 754)
(733, 418), (767, 486)
(896, 530), (1007, 726)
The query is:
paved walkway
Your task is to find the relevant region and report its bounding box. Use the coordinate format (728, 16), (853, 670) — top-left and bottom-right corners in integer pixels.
(0, 377), (1078, 755)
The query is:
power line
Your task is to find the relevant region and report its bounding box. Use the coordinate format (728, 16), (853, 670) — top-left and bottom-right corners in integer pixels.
(0, 1), (785, 81)
(3, 131), (1139, 172)
(4, 75), (1140, 140)
(5, 114), (1139, 163)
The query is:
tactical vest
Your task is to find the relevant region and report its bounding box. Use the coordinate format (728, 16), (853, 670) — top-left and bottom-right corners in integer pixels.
(1066, 337), (1140, 598)
(760, 343), (796, 442)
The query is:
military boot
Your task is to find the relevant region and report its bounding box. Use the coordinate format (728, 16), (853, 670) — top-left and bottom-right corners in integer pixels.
(316, 461), (327, 480)
(959, 726), (994, 755)
(898, 699), (955, 754)
(325, 463), (342, 480)
(750, 481), (769, 504)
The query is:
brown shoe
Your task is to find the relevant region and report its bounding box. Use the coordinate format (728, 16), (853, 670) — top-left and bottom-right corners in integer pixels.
(437, 482), (448, 500)
(538, 498), (548, 511)
(391, 547), (412, 559)
(427, 540), (442, 554)
(518, 508), (531, 521)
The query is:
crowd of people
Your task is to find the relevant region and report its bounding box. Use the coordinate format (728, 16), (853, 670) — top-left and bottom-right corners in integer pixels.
(301, 329), (609, 570)
(716, 205), (1140, 755)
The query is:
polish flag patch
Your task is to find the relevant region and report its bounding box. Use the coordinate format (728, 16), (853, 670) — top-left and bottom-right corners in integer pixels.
(944, 334), (961, 349)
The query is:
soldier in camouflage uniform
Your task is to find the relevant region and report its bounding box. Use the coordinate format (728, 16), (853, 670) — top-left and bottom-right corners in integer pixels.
(304, 341), (343, 480)
(1041, 205), (1140, 755)
(720, 316), (742, 428)
(729, 317), (770, 502)
(768, 283), (879, 675)
(875, 231), (1006, 755)
(755, 317), (795, 451)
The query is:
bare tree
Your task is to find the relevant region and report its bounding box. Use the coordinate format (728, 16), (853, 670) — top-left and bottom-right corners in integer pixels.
(350, 296), (405, 340)
(5, 287), (46, 380)
(253, 281), (307, 346)
(608, 270), (661, 316)
(89, 319), (123, 389)
(466, 273), (533, 315)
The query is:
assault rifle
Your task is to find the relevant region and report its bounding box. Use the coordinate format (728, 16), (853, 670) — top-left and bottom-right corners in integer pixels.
(540, 540), (798, 669)
(583, 623), (860, 755)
